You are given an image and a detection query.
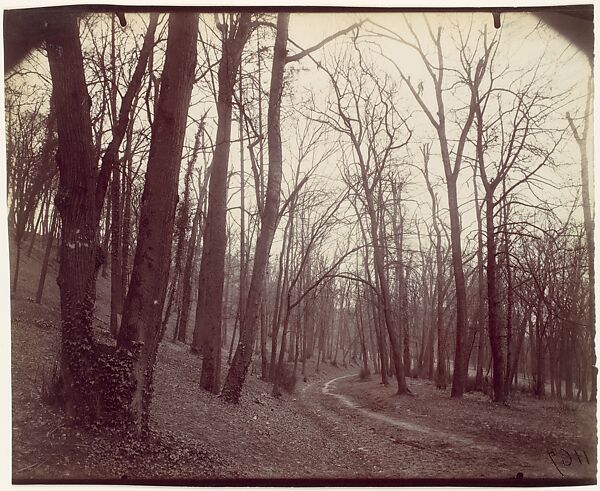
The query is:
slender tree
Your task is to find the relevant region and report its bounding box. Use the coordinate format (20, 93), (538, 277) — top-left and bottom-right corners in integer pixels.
(194, 13), (253, 393)
(221, 12), (289, 403)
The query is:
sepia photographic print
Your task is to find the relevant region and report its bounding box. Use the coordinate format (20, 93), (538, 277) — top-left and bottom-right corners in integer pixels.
(4, 1), (598, 486)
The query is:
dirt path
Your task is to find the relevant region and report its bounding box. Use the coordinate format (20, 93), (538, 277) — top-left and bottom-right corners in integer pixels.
(295, 373), (494, 479)
(297, 373), (595, 482)
(321, 375), (497, 452)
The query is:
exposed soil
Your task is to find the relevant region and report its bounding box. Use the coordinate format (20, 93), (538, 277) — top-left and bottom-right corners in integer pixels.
(322, 373), (597, 480)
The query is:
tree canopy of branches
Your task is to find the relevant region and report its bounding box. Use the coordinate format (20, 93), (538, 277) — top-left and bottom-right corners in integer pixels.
(5, 9), (594, 439)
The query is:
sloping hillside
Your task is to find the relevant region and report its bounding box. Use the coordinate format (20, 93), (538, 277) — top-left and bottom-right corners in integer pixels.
(10, 231), (597, 485)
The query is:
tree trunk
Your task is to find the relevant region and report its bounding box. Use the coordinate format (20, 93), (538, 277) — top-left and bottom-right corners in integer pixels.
(357, 296), (370, 376)
(391, 182), (410, 380)
(101, 188), (111, 278)
(485, 194), (507, 403)
(473, 166), (486, 390)
(12, 100), (57, 292)
(109, 160), (122, 337)
(27, 198), (44, 257)
(534, 308), (546, 397)
(566, 89), (595, 402)
(162, 128), (200, 340)
(116, 12), (198, 434)
(371, 289), (389, 385)
(260, 292), (269, 379)
(175, 205), (200, 343)
(121, 124), (133, 305)
(35, 209), (57, 304)
(269, 219), (291, 379)
(447, 179), (469, 398)
(272, 295), (292, 397)
(222, 13), (288, 403)
(46, 12), (102, 420)
(195, 14), (252, 394)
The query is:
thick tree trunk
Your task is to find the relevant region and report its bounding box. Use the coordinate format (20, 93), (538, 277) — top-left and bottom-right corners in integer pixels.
(116, 12), (198, 435)
(46, 12), (103, 421)
(121, 125), (134, 305)
(269, 223), (291, 379)
(372, 290), (389, 385)
(104, 14), (158, 339)
(272, 295), (292, 397)
(473, 167), (486, 390)
(368, 203), (408, 394)
(435, 288), (447, 389)
(101, 191), (111, 278)
(260, 294), (269, 379)
(357, 298), (370, 376)
(502, 198), (514, 394)
(391, 183), (410, 380)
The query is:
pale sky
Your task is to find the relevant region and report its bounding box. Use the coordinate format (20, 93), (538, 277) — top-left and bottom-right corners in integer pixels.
(2, 8), (594, 267)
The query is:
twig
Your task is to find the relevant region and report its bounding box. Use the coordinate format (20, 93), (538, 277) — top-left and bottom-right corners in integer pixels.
(15, 459), (47, 474)
(46, 423), (63, 437)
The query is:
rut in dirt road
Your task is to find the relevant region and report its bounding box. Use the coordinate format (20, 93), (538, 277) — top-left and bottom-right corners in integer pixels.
(320, 375), (499, 452)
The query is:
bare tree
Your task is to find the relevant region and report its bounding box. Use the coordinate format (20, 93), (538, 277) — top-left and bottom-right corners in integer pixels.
(194, 13), (253, 393)
(566, 78), (595, 401)
(116, 12), (198, 434)
(320, 43), (412, 394)
(221, 14), (362, 402)
(45, 11), (106, 419)
(372, 19), (492, 397)
(470, 35), (567, 402)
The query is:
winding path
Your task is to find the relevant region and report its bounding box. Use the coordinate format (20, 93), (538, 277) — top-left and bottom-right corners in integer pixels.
(320, 374), (498, 452)
(295, 372), (559, 480)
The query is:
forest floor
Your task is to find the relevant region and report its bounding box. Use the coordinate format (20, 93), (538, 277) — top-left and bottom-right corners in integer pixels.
(9, 235), (598, 485)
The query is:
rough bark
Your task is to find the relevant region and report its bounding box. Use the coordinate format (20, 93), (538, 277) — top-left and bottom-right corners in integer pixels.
(446, 175), (469, 398)
(473, 165), (486, 389)
(116, 12), (198, 434)
(391, 182), (410, 378)
(121, 121), (134, 305)
(368, 196), (408, 394)
(485, 193), (506, 402)
(46, 12), (102, 420)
